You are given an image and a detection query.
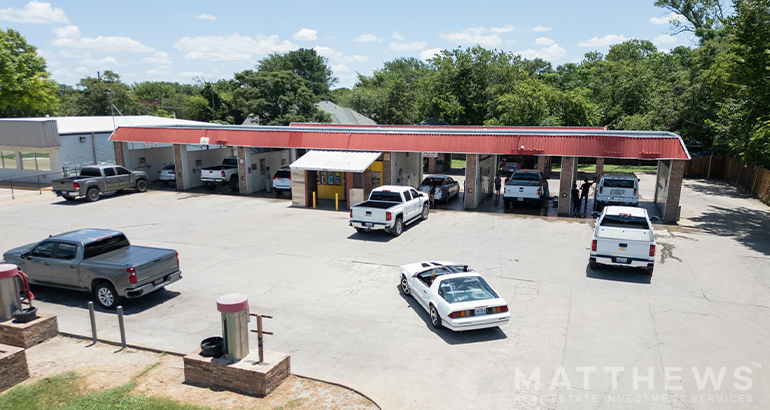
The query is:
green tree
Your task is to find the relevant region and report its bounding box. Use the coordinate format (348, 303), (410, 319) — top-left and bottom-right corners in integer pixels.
(232, 70), (329, 125)
(183, 96), (211, 122)
(0, 29), (58, 117)
(257, 48), (337, 99)
(654, 0), (727, 39)
(73, 70), (143, 116)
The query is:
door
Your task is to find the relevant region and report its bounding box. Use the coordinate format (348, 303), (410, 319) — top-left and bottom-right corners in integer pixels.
(410, 189), (423, 216)
(48, 242), (81, 288)
(409, 275), (430, 308)
(26, 241), (55, 282)
(116, 167), (132, 189)
(103, 167), (121, 190)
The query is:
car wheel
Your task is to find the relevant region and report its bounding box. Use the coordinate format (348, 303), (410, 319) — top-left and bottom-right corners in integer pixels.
(421, 204), (429, 220)
(162, 180), (168, 186)
(589, 260), (599, 269)
(94, 282), (119, 309)
(86, 187), (100, 202)
(355, 227), (367, 234)
(429, 304), (442, 329)
(400, 275), (411, 296)
(229, 176), (239, 191)
(135, 179), (148, 192)
(504, 198), (511, 208)
(390, 217), (403, 237)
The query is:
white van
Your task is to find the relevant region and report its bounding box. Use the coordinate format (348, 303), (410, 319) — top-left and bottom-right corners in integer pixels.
(594, 173), (639, 210)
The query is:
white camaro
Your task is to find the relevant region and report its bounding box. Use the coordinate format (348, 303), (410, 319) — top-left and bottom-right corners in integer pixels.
(399, 261), (510, 331)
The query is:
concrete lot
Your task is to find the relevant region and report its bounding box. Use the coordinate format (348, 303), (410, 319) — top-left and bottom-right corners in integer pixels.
(1, 177), (768, 410)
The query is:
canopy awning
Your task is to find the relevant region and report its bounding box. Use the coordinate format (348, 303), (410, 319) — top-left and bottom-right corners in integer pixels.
(289, 150), (381, 173)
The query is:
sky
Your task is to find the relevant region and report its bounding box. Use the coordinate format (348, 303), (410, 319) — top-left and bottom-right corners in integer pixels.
(0, 0), (695, 89)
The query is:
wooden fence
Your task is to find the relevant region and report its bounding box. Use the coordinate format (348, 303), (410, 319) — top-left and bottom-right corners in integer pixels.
(685, 154), (770, 206)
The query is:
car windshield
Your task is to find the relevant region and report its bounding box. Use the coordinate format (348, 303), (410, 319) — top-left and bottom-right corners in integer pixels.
(507, 172), (541, 185)
(603, 179), (635, 188)
(438, 276), (499, 304)
(83, 234), (131, 259)
(370, 191), (403, 202)
(600, 215), (650, 229)
(421, 177), (446, 186)
(79, 168), (102, 177)
(163, 164), (175, 170)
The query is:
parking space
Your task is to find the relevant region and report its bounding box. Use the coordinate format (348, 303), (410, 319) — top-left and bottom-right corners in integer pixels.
(1, 176), (768, 410)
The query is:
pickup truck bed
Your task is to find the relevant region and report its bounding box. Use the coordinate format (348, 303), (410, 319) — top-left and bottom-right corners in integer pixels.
(354, 200), (398, 209)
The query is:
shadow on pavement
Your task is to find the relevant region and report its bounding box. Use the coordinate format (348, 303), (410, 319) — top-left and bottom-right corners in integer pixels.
(687, 179), (753, 199)
(30, 285), (181, 315)
(585, 265), (652, 284)
(398, 286), (508, 345)
(688, 205), (770, 256)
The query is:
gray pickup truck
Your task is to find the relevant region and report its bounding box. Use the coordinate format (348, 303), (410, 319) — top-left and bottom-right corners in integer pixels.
(2, 229), (182, 308)
(52, 165), (149, 202)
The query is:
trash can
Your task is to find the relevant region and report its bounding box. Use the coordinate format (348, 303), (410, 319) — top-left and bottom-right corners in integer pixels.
(216, 293), (250, 361)
(0, 264), (22, 321)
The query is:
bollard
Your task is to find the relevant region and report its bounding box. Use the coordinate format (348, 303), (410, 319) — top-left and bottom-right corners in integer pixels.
(37, 175), (42, 195)
(313, 191), (316, 209)
(335, 193), (339, 211)
(117, 306), (126, 349)
(88, 301), (97, 344)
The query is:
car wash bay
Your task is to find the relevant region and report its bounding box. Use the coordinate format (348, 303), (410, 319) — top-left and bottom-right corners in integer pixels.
(110, 124), (690, 222)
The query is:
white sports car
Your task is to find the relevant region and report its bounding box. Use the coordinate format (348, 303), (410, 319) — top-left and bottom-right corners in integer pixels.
(399, 261), (510, 331)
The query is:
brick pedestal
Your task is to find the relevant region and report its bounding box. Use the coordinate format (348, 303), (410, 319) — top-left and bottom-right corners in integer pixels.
(0, 313), (58, 348)
(0, 343), (29, 392)
(184, 349), (290, 397)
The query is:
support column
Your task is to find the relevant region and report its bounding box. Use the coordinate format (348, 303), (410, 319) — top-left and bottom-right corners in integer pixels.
(663, 160), (685, 223)
(595, 158), (605, 177)
(362, 168), (373, 200)
(290, 148), (297, 163)
(428, 157), (437, 173)
(237, 147), (253, 195)
(558, 156), (578, 216)
(173, 144), (190, 190)
(464, 154), (479, 209)
(290, 169), (306, 207)
(346, 172), (354, 209)
(113, 142), (125, 166)
(382, 153), (392, 185)
(537, 156), (547, 173)
(305, 171), (318, 207)
(15, 152), (23, 170)
(487, 155), (497, 196)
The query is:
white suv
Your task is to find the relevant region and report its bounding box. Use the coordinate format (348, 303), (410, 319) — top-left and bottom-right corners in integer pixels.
(272, 167), (292, 195)
(594, 173), (639, 211)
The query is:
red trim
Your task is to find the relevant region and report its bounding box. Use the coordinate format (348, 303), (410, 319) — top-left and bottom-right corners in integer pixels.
(0, 264), (19, 279)
(216, 293), (249, 313)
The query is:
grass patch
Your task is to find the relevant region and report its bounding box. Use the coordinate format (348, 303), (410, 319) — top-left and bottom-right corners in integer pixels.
(551, 164), (658, 174)
(450, 159), (467, 169)
(0, 372), (83, 410)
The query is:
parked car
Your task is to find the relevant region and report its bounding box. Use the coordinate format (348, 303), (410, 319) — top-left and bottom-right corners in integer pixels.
(399, 261), (510, 331)
(157, 164), (176, 185)
(594, 173), (639, 211)
(589, 206), (656, 275)
(272, 167), (292, 196)
(418, 176), (460, 202)
(2, 229), (182, 308)
(349, 186), (430, 237)
(200, 157), (239, 190)
(52, 165), (148, 202)
(500, 159), (522, 174)
(503, 170), (549, 207)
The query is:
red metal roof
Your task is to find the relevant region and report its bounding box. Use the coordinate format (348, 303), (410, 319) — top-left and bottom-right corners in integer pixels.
(111, 125), (689, 160)
(290, 123), (608, 131)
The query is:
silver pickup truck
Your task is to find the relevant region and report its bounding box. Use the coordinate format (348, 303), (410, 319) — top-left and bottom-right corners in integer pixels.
(2, 229), (182, 308)
(51, 165), (149, 202)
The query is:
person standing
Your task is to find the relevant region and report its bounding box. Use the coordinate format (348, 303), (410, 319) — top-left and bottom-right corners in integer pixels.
(494, 175), (502, 198)
(580, 178), (594, 212)
(429, 185), (436, 207)
(571, 183), (581, 217)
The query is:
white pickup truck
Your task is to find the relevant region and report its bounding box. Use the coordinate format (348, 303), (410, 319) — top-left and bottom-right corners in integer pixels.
(349, 186), (430, 237)
(200, 157), (239, 190)
(503, 170), (548, 207)
(589, 206), (656, 275)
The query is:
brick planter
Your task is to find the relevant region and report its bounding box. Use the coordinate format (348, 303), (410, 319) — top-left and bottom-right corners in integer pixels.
(184, 349), (290, 397)
(0, 343), (29, 392)
(0, 313), (58, 348)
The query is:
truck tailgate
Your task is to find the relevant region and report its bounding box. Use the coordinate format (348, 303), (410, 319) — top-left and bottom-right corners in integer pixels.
(505, 185), (540, 199)
(88, 246), (178, 284)
(596, 227), (651, 257)
(52, 180), (77, 191)
(352, 205), (389, 223)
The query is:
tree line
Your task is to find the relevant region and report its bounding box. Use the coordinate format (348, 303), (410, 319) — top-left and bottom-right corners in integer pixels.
(0, 0), (767, 166)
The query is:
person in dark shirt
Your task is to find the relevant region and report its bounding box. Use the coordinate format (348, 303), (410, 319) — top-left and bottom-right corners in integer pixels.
(580, 179), (594, 212)
(571, 183), (581, 217)
(494, 175), (502, 198)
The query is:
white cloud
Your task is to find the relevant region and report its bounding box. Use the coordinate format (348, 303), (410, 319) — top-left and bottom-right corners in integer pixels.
(0, 1), (68, 24)
(532, 26), (551, 32)
(74, 67), (88, 74)
(123, 72), (137, 77)
(142, 51), (172, 64)
(354, 33), (381, 42)
(517, 44), (567, 60)
(47, 60), (60, 67)
(175, 34), (297, 62)
(293, 28), (317, 41)
(146, 65), (172, 76)
(535, 37), (555, 46)
(652, 34), (677, 45)
(195, 14), (216, 21)
(420, 48), (442, 60)
(313, 46), (340, 58)
(439, 27), (502, 47)
(650, 12), (687, 25)
(340, 54), (368, 63)
(331, 63), (350, 73)
(52, 25), (155, 52)
(391, 31), (405, 40)
(52, 67), (75, 78)
(311, 46), (366, 63)
(178, 71), (209, 79)
(57, 49), (89, 58)
(490, 25), (516, 33)
(79, 56), (120, 66)
(389, 41), (428, 51)
(578, 34), (628, 47)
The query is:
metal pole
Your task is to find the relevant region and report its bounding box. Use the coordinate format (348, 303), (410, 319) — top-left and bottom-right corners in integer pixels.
(313, 191), (316, 209)
(37, 174), (41, 195)
(88, 301), (97, 344)
(335, 193), (339, 211)
(257, 314), (264, 363)
(117, 306), (126, 349)
(9, 178), (14, 200)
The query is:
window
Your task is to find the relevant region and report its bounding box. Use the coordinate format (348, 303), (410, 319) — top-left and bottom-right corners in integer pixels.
(403, 190), (412, 201)
(438, 276), (499, 304)
(0, 151), (17, 169)
(421, 177), (446, 186)
(600, 215), (650, 229)
(274, 170), (291, 179)
(84, 234), (131, 259)
(104, 168), (116, 177)
(79, 168), (102, 177)
(31, 242), (55, 258)
(116, 167), (130, 175)
(410, 189), (420, 199)
(370, 191), (403, 202)
(35, 153), (51, 171)
(54, 243), (78, 260)
(602, 179), (635, 188)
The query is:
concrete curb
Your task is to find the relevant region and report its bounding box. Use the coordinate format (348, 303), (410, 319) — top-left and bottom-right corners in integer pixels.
(56, 332), (383, 409)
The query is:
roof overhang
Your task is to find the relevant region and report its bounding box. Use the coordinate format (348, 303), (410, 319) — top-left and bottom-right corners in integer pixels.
(289, 150), (381, 173)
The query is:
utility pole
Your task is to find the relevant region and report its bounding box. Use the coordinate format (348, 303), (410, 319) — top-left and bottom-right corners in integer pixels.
(107, 89), (116, 131)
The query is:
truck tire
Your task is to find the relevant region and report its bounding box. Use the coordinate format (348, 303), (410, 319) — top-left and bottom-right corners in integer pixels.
(86, 187), (100, 202)
(355, 227), (367, 234)
(135, 179), (148, 192)
(589, 260), (599, 269)
(229, 176), (239, 191)
(94, 281), (119, 309)
(504, 198), (511, 208)
(645, 266), (654, 275)
(421, 204), (429, 220)
(390, 217), (404, 237)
